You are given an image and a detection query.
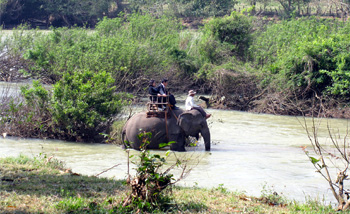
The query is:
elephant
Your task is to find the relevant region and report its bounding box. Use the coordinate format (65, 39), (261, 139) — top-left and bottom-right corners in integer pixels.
(122, 109), (211, 151)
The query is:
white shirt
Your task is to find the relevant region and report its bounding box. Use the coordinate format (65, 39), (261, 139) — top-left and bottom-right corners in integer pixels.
(159, 83), (166, 95)
(185, 95), (199, 110)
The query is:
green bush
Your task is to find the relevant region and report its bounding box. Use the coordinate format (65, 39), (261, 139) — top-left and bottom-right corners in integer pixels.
(20, 14), (183, 88)
(251, 17), (350, 97)
(186, 12), (253, 79)
(21, 80), (50, 114)
(203, 12), (253, 59)
(51, 70), (131, 141)
(123, 132), (176, 212)
(7, 70), (131, 142)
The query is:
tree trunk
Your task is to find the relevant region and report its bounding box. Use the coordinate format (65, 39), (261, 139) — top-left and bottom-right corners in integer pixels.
(61, 15), (71, 26)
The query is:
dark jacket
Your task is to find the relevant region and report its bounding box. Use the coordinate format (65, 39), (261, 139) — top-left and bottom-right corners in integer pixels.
(148, 86), (159, 102)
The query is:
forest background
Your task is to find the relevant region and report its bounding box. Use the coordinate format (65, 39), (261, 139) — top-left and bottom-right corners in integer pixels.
(1, 0), (350, 142)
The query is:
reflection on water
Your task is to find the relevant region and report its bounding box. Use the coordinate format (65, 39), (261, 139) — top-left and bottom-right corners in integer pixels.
(1, 101), (349, 205)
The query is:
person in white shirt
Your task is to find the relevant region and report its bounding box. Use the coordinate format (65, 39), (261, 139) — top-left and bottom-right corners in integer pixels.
(185, 90), (211, 119)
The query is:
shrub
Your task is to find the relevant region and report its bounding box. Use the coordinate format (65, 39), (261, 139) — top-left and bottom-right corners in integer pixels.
(20, 14), (183, 89)
(51, 70), (131, 141)
(302, 116), (350, 211)
(123, 132), (175, 212)
(0, 81), (52, 138)
(251, 18), (350, 98)
(1, 70), (131, 142)
(123, 132), (193, 212)
(203, 12), (253, 59)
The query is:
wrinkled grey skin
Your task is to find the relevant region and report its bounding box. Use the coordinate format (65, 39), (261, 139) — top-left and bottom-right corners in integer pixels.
(122, 109), (211, 151)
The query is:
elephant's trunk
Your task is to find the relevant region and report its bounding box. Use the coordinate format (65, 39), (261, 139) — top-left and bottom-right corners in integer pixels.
(201, 127), (211, 151)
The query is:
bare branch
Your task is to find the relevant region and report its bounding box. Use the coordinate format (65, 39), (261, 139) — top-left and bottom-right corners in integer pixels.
(94, 164), (121, 177)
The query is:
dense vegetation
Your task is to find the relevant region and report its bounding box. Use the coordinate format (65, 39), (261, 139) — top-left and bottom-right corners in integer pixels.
(2, 0), (350, 143)
(0, 71), (131, 142)
(249, 18), (350, 116)
(3, 12), (350, 142)
(1, 0), (350, 28)
(3, 3), (350, 212)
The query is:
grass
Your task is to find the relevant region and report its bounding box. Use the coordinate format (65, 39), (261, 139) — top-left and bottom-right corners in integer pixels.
(0, 154), (337, 213)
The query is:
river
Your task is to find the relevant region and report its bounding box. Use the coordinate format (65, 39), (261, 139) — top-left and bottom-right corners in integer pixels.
(0, 29), (346, 207)
(0, 83), (348, 206)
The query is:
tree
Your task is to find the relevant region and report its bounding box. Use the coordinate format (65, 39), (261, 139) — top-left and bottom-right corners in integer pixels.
(275, 0), (311, 16)
(45, 0), (112, 26)
(0, 0), (113, 27)
(301, 112), (350, 211)
(0, 0), (47, 25)
(0, 0), (9, 18)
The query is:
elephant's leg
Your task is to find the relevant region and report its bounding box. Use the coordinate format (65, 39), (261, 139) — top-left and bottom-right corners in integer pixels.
(169, 133), (186, 152)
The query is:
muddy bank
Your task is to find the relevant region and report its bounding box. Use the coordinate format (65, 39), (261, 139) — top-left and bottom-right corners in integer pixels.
(133, 71), (350, 119)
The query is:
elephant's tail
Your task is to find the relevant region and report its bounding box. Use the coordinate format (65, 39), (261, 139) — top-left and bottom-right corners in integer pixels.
(121, 128), (127, 149)
(121, 118), (130, 149)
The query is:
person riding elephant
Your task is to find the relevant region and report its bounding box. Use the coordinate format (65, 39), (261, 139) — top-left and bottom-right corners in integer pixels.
(122, 108), (211, 151)
(157, 78), (178, 110)
(148, 79), (160, 103)
(185, 90), (211, 119)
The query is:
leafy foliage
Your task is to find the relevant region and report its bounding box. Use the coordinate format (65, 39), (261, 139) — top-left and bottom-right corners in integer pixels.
(251, 18), (350, 98)
(1, 70), (131, 142)
(203, 12), (253, 59)
(20, 14), (182, 88)
(51, 70), (131, 141)
(192, 12), (254, 79)
(6, 14), (350, 117)
(123, 132), (177, 212)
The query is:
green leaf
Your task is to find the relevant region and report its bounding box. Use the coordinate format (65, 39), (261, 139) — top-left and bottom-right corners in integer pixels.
(165, 151), (171, 157)
(310, 156), (320, 164)
(159, 143), (168, 148)
(159, 141), (176, 148)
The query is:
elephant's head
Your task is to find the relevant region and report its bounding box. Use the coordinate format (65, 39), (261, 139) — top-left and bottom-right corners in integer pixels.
(177, 110), (211, 151)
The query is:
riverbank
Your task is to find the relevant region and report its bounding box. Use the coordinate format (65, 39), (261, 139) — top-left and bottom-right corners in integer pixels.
(0, 155), (335, 213)
(4, 15), (350, 121)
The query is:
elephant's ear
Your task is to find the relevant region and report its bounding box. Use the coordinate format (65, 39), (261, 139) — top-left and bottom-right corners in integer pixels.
(178, 112), (193, 132)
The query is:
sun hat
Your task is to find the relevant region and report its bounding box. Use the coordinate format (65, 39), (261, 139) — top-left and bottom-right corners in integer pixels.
(188, 90), (196, 96)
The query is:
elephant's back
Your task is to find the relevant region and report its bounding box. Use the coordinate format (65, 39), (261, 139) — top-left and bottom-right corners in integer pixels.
(126, 112), (167, 135)
(125, 112), (173, 148)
